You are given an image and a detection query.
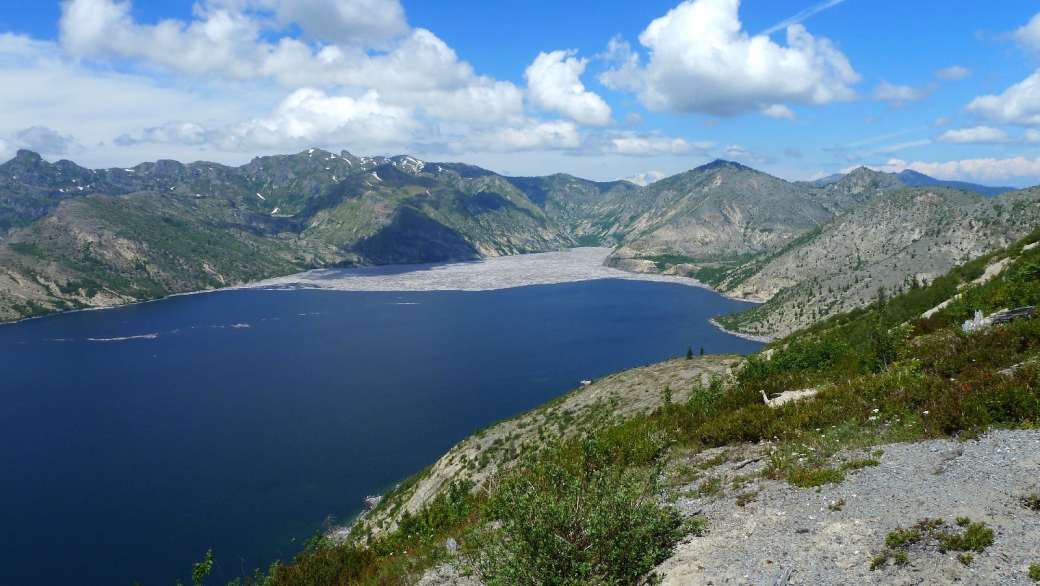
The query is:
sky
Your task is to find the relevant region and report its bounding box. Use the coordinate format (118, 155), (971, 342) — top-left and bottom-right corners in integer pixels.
(1, 0), (1040, 187)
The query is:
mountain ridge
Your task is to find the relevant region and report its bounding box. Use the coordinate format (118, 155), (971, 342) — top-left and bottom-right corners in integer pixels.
(0, 148), (1036, 333)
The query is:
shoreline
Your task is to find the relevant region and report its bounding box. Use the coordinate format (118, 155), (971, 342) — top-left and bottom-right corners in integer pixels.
(0, 248), (768, 329)
(708, 318), (775, 343)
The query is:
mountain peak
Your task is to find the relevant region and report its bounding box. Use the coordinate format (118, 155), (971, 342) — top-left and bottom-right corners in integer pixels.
(700, 159), (751, 172)
(13, 149), (42, 164)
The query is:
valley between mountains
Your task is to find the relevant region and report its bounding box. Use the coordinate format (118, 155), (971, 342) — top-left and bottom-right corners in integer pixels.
(0, 147), (1035, 338)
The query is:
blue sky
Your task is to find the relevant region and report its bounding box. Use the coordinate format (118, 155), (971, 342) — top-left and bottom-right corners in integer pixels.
(2, 0), (1040, 186)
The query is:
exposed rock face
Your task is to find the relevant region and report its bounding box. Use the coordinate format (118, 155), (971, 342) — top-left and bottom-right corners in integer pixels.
(713, 186), (1040, 337)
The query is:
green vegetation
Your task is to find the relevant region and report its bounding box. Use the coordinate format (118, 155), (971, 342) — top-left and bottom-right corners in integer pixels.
(473, 435), (683, 586)
(1022, 493), (1040, 511)
(635, 253), (701, 272)
(1029, 563), (1040, 582)
(872, 518), (994, 570)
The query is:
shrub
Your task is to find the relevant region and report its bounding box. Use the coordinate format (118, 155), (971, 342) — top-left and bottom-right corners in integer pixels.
(474, 436), (683, 586)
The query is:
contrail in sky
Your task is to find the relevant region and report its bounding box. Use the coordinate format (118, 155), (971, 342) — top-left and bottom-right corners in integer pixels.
(760, 0), (848, 36)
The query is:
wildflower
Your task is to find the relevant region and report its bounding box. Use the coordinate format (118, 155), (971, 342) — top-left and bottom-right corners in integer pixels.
(872, 408), (880, 413)
(922, 411), (930, 415)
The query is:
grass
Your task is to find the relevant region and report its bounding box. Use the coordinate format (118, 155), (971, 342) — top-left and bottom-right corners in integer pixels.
(872, 518), (994, 571)
(786, 467), (845, 488)
(1022, 493), (1040, 511)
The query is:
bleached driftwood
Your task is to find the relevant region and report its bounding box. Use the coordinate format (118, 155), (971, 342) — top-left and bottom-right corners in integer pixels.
(760, 388), (818, 408)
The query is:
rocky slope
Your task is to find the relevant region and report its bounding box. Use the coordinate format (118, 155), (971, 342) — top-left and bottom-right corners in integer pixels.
(657, 430), (1040, 586)
(712, 186), (1040, 337)
(0, 149), (575, 321)
(607, 160), (860, 263)
(357, 355), (744, 538)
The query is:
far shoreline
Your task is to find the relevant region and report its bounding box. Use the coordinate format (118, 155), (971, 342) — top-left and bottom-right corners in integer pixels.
(0, 248), (769, 336)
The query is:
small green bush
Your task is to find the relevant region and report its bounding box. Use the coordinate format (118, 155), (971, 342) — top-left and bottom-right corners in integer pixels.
(885, 527), (922, 548)
(475, 436), (683, 586)
(937, 521), (994, 553)
(787, 467), (845, 488)
(1022, 493), (1040, 511)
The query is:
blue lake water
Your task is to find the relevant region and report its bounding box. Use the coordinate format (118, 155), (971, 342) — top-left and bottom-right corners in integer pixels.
(0, 279), (761, 585)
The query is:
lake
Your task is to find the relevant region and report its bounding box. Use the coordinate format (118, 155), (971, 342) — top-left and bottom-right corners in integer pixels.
(0, 253), (762, 585)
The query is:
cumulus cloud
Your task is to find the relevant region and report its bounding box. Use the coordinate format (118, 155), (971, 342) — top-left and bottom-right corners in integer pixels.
(1013, 12), (1040, 51)
(964, 70), (1040, 126)
(599, 0), (860, 117)
(524, 50), (612, 127)
(59, 1), (474, 93)
(934, 126), (1040, 145)
(15, 126), (75, 155)
(581, 132), (707, 157)
(221, 88), (416, 150)
(856, 157), (1040, 183)
(419, 82), (525, 126)
(934, 66), (972, 81)
(59, 0), (271, 79)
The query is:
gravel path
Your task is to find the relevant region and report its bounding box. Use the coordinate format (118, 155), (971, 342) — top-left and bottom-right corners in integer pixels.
(661, 429), (1040, 585)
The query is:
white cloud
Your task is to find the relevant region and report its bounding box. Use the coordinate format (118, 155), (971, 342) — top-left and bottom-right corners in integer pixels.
(419, 82), (525, 127)
(1013, 12), (1040, 52)
(934, 66), (972, 81)
(59, 0), (270, 79)
(932, 117), (952, 127)
(599, 0), (860, 117)
(276, 0), (408, 46)
(116, 122), (209, 145)
(869, 80), (938, 107)
(583, 132), (705, 157)
(762, 104), (797, 120)
(964, 70), (1040, 126)
(467, 121), (582, 152)
(934, 126), (1040, 145)
(524, 50), (612, 127)
(221, 88), (417, 150)
(722, 145), (775, 165)
(859, 157), (1040, 183)
(0, 33), (278, 165)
